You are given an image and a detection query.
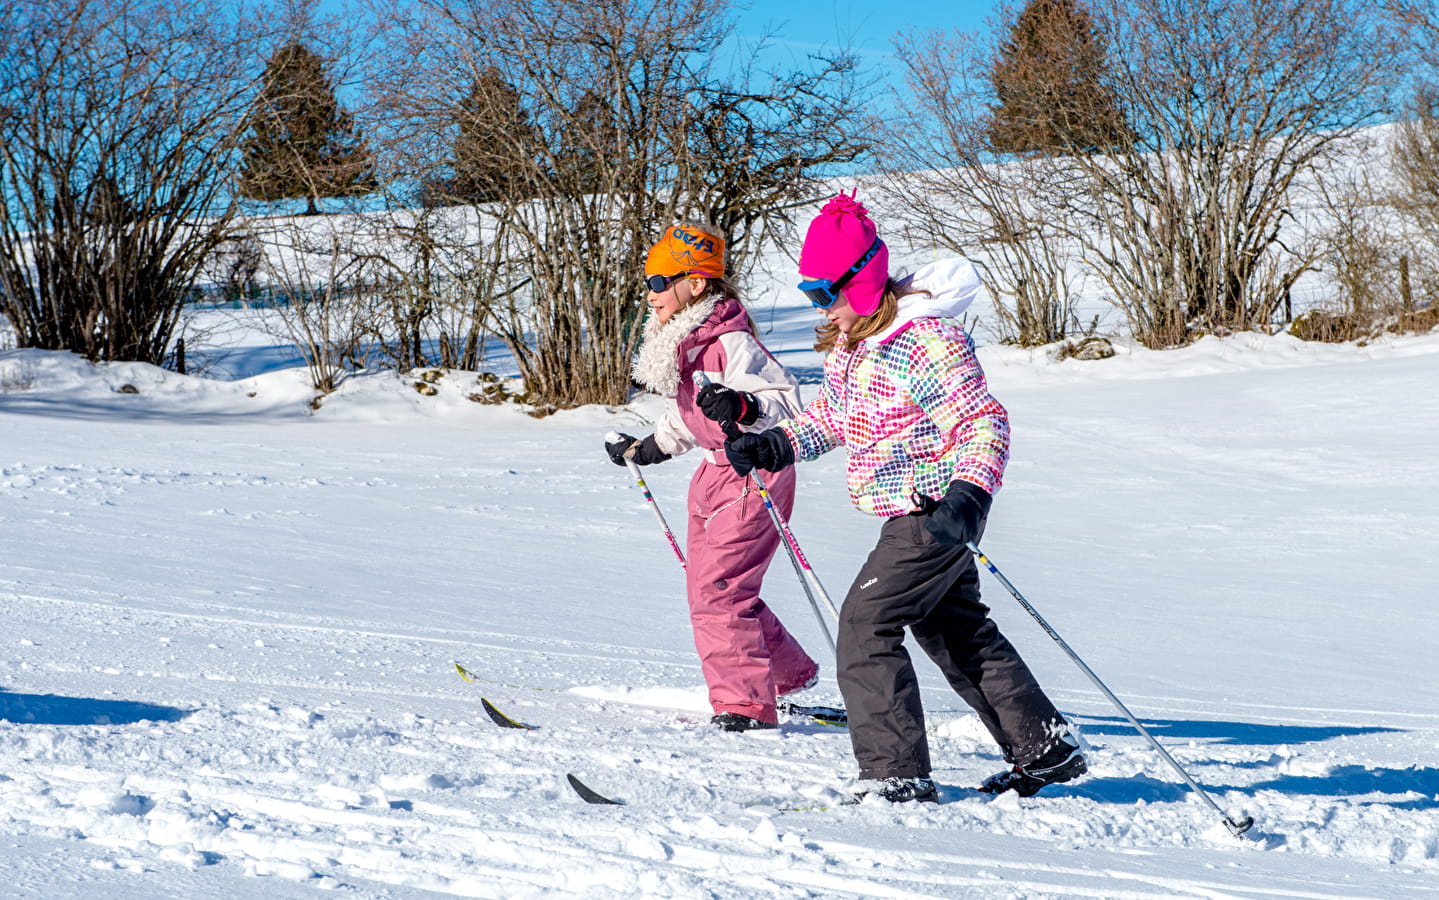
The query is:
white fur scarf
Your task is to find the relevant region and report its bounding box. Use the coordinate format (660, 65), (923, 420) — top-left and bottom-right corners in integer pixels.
(631, 295), (718, 396)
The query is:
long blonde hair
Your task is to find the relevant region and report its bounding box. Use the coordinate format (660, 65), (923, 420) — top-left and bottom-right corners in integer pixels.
(813, 279), (927, 353)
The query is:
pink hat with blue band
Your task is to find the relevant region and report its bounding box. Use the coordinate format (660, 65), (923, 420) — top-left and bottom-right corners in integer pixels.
(797, 191), (889, 316)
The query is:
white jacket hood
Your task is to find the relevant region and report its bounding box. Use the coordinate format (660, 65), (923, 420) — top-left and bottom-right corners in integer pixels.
(865, 257), (986, 345)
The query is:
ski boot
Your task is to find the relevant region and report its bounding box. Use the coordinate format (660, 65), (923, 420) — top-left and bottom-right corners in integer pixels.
(979, 733), (1087, 797)
(852, 776), (938, 803)
(711, 712), (778, 732)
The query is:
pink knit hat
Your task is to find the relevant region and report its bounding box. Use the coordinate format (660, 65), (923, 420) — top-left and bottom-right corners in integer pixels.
(797, 191), (889, 316)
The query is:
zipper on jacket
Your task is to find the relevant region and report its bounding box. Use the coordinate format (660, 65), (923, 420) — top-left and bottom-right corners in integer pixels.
(839, 346), (859, 418)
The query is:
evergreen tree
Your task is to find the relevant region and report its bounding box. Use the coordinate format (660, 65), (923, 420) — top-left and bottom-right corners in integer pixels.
(444, 68), (535, 204)
(556, 89), (620, 194)
(238, 41), (376, 214)
(986, 0), (1129, 155)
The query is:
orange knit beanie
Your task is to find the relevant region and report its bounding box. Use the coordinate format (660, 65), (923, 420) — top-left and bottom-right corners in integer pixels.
(645, 224), (725, 278)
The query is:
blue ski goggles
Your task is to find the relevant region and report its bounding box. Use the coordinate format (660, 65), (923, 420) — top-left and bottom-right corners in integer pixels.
(797, 237), (884, 309)
(644, 273), (683, 293)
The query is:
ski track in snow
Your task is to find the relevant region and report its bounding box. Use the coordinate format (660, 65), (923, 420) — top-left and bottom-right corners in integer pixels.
(4, 587), (1437, 898)
(2, 335), (1439, 897)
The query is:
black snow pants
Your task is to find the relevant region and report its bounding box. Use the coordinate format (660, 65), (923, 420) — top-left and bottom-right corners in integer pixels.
(836, 510), (1068, 780)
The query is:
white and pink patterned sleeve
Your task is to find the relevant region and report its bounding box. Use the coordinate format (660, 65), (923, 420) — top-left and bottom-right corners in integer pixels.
(782, 371), (843, 461)
(908, 322), (1009, 494)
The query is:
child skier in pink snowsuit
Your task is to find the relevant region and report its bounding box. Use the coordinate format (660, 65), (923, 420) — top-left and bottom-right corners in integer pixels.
(605, 223), (819, 732)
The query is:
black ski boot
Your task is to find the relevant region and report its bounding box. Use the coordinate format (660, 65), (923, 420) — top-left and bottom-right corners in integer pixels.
(711, 712), (778, 732)
(980, 734), (1087, 797)
(853, 776), (938, 803)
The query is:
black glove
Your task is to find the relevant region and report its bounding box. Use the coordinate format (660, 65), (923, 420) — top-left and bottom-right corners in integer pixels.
(724, 427), (795, 477)
(696, 383), (761, 427)
(923, 480), (992, 546)
(605, 433), (671, 467)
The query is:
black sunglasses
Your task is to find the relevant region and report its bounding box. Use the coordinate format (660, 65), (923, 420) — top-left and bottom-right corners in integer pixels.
(644, 273), (684, 293)
(797, 238), (884, 309)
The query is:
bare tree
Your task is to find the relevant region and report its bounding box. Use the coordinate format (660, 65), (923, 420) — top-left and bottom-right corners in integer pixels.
(1065, 0), (1401, 345)
(883, 28), (1083, 347)
(676, 53), (872, 280)
(887, 0), (1402, 349)
(367, 0), (871, 409)
(0, 0), (270, 364)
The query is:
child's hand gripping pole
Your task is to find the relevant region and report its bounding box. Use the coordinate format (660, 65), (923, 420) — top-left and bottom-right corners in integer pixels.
(692, 374), (839, 651)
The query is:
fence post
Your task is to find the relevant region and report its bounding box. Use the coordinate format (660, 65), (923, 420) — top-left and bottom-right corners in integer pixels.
(1400, 254), (1413, 313)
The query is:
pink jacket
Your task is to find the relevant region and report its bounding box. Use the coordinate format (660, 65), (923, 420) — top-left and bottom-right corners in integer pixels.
(781, 259), (1009, 517)
(645, 297), (804, 460)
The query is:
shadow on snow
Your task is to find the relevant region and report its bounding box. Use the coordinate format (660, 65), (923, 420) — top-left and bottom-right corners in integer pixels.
(1039, 765), (1439, 813)
(1072, 713), (1400, 746)
(0, 689), (192, 726)
(1009, 714), (1434, 810)
(0, 394), (307, 424)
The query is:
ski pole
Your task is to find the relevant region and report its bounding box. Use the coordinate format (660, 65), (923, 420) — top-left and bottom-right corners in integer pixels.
(967, 540), (1255, 837)
(693, 374), (839, 653)
(747, 455), (837, 654)
(606, 431), (686, 569)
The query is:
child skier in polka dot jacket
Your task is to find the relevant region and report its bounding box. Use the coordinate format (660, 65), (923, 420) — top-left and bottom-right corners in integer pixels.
(705, 193), (1089, 803)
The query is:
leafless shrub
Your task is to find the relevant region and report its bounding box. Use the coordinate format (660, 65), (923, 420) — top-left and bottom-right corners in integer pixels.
(1300, 133), (1439, 343)
(0, 355), (37, 393)
(336, 203), (523, 375)
(0, 0), (271, 365)
(882, 28), (1081, 347)
(249, 220), (384, 393)
(1312, 167), (1402, 337)
(369, 0), (869, 408)
(1391, 86), (1439, 256)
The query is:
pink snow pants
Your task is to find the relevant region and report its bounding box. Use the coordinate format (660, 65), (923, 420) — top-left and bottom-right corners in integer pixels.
(685, 460), (819, 724)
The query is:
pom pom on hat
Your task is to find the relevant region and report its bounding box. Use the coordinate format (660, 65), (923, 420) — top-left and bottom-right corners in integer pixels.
(798, 191), (889, 316)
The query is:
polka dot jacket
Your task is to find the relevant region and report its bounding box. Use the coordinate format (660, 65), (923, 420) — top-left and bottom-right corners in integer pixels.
(779, 259), (1009, 518)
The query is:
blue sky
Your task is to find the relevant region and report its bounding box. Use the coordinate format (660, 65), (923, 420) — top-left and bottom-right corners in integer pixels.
(730, 0), (998, 63)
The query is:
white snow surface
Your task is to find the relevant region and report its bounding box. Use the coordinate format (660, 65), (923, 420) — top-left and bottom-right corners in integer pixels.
(2, 314), (1439, 898)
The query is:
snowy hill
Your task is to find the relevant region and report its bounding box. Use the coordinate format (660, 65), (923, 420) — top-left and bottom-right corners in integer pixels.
(2, 318), (1439, 897)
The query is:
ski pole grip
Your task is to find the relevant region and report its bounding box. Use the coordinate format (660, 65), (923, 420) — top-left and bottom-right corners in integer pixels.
(604, 431), (642, 462)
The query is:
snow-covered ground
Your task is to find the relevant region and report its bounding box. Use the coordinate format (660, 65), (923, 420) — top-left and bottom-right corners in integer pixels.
(2, 307), (1438, 897)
